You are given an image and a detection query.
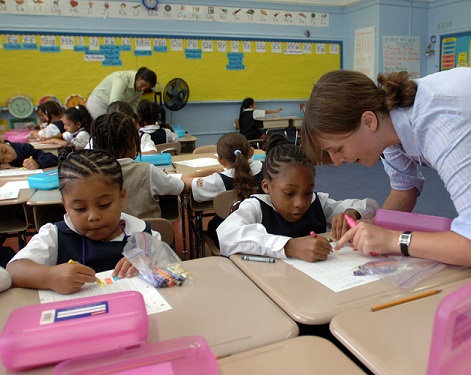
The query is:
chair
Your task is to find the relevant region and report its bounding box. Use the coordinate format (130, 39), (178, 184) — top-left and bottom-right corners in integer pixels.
(234, 119), (265, 149)
(156, 141), (181, 155)
(142, 217), (174, 246)
(193, 145), (217, 154)
(204, 190), (239, 257)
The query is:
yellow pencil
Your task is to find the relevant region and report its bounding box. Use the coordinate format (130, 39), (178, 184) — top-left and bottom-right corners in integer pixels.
(370, 289), (442, 312)
(68, 259), (104, 285)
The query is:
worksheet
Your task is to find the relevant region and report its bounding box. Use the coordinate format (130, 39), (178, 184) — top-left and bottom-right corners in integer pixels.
(174, 158), (220, 168)
(283, 244), (380, 292)
(0, 168), (43, 177)
(38, 270), (172, 315)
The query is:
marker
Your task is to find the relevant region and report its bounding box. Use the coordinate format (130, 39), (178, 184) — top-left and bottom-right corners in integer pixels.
(241, 256), (275, 263)
(345, 214), (377, 256)
(370, 289), (442, 312)
(310, 231), (317, 238)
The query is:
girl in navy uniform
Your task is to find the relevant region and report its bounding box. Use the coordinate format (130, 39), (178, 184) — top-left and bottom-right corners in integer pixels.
(30, 100), (65, 141)
(182, 132), (264, 247)
(217, 134), (378, 262)
(239, 97), (283, 142)
(40, 105), (92, 150)
(137, 100), (178, 145)
(0, 138), (58, 170)
(7, 149), (161, 295)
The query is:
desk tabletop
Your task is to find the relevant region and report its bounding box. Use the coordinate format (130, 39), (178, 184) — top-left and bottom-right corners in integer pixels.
(0, 257), (298, 374)
(177, 134), (197, 143)
(218, 336), (364, 374)
(230, 254), (471, 325)
(330, 278), (471, 375)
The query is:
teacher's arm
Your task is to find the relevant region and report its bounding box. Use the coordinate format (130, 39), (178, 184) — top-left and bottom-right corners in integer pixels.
(382, 187), (418, 212)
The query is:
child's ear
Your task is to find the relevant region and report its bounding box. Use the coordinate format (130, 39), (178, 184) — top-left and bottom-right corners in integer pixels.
(261, 179), (270, 194)
(248, 147), (254, 159)
(217, 156), (227, 168)
(120, 188), (126, 207)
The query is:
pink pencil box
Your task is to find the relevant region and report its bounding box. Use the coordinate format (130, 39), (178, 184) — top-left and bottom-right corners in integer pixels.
(53, 336), (218, 375)
(375, 209), (452, 232)
(0, 291), (148, 371)
(427, 281), (471, 374)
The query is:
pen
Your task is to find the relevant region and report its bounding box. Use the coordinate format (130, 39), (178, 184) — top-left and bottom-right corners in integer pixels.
(370, 289), (442, 312)
(241, 256), (275, 263)
(345, 214), (377, 256)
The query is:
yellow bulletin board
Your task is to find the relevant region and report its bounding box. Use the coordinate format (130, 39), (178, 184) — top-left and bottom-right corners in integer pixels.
(0, 33), (342, 106)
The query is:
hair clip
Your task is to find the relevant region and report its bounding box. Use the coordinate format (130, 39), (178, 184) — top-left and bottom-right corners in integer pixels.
(234, 149), (242, 156)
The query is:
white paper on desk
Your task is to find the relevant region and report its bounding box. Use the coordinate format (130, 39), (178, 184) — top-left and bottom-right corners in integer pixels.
(283, 244), (379, 292)
(38, 270), (172, 315)
(0, 168), (43, 177)
(174, 158), (220, 168)
(167, 173), (183, 180)
(0, 180), (30, 190)
(0, 189), (19, 200)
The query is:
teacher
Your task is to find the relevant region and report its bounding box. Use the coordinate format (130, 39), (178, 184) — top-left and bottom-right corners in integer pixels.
(86, 67), (157, 119)
(302, 68), (471, 266)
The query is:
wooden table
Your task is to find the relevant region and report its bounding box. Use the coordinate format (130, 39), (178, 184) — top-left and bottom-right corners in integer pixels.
(230, 254), (471, 325)
(330, 278), (471, 375)
(0, 257), (298, 374)
(177, 133), (198, 154)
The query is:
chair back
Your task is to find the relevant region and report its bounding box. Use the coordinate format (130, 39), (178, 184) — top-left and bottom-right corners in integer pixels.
(213, 190), (239, 219)
(159, 195), (181, 222)
(193, 145), (217, 154)
(156, 141), (181, 155)
(142, 217), (174, 246)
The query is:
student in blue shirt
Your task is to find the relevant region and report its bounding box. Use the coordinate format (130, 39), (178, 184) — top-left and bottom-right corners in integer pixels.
(302, 68), (471, 266)
(0, 139), (58, 170)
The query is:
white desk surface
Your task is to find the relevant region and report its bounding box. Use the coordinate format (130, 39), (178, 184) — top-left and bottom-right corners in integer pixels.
(261, 116), (302, 129)
(330, 278), (471, 375)
(218, 336), (364, 374)
(0, 257), (298, 374)
(230, 254), (471, 325)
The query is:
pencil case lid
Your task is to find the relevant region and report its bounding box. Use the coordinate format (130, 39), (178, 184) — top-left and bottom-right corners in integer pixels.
(135, 153), (172, 166)
(375, 209), (452, 232)
(53, 336), (218, 375)
(27, 170), (59, 190)
(0, 291), (148, 371)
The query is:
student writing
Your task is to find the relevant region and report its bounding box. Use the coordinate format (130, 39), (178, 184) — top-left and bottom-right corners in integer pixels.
(239, 97), (283, 142)
(217, 134), (378, 261)
(137, 99), (178, 145)
(40, 105), (92, 150)
(6, 149), (161, 294)
(182, 132), (264, 247)
(302, 68), (471, 266)
(0, 138), (58, 170)
(91, 112), (184, 219)
(30, 100), (65, 141)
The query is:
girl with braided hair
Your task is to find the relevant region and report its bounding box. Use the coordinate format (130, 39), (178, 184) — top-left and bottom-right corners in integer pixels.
(6, 148), (161, 294)
(217, 134), (378, 261)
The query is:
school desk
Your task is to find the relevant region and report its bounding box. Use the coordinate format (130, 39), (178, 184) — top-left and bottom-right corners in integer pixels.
(329, 278), (471, 375)
(218, 336), (364, 375)
(0, 257), (298, 374)
(29, 142), (62, 156)
(177, 133), (198, 154)
(261, 116), (303, 130)
(230, 254), (471, 325)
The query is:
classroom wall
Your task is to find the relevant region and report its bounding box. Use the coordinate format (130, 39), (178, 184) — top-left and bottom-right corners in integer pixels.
(1, 0), (470, 146)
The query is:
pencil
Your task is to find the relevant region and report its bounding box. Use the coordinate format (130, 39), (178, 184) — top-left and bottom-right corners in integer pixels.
(370, 289), (442, 312)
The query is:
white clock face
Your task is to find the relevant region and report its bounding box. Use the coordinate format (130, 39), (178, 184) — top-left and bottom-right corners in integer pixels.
(142, 0), (157, 10)
(8, 96), (34, 119)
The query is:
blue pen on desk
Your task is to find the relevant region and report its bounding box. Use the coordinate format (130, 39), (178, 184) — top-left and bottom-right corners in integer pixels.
(241, 256), (275, 263)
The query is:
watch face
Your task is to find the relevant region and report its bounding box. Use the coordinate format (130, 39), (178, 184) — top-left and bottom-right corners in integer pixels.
(142, 0), (157, 10)
(8, 96), (34, 119)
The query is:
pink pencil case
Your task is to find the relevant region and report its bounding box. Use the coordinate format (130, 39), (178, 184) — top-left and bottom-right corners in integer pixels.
(53, 336), (218, 375)
(375, 209), (452, 232)
(0, 291), (148, 371)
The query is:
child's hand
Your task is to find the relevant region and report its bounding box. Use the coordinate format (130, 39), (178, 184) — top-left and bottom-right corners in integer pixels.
(50, 263), (97, 294)
(331, 210), (360, 241)
(22, 157), (39, 170)
(112, 257), (139, 279)
(284, 236), (331, 262)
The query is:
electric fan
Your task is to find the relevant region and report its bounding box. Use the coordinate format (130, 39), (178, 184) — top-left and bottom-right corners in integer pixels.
(163, 78), (190, 112)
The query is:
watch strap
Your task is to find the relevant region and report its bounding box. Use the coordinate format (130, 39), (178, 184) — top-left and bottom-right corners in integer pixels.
(400, 231), (412, 257)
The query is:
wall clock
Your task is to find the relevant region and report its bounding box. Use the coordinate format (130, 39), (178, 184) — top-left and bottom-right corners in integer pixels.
(8, 96), (34, 119)
(142, 0), (157, 10)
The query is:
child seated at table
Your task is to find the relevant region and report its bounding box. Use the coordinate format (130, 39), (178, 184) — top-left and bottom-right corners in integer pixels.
(182, 132), (264, 247)
(40, 105), (92, 150)
(137, 100), (178, 145)
(239, 97), (283, 142)
(217, 134), (379, 262)
(91, 112), (184, 219)
(0, 138), (58, 170)
(107, 101), (157, 155)
(6, 149), (162, 294)
(30, 100), (65, 141)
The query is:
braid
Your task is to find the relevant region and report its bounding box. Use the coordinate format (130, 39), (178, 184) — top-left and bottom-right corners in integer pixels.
(217, 132), (256, 200)
(91, 112), (141, 158)
(58, 148), (123, 194)
(265, 134), (314, 181)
